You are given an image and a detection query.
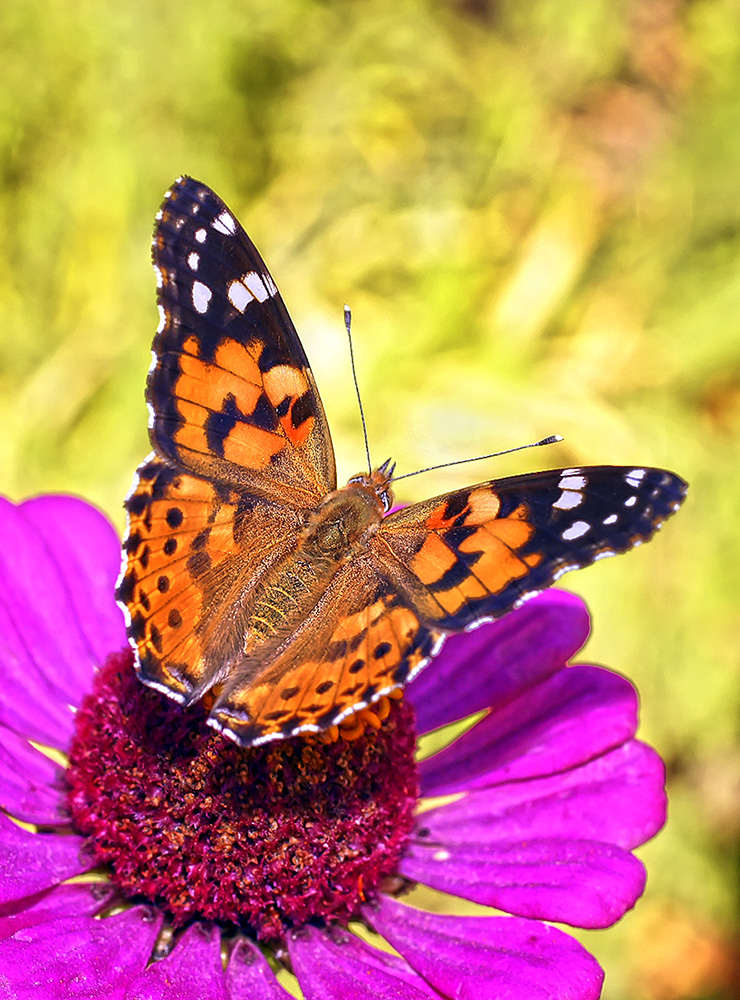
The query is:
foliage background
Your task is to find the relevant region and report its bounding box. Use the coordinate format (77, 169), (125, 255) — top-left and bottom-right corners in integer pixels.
(1, 1), (737, 996)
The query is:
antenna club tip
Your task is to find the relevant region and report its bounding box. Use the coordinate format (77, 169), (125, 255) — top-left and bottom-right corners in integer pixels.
(546, 434), (564, 444)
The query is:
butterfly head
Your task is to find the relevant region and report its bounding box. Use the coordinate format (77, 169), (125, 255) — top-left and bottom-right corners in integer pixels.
(347, 458), (396, 514)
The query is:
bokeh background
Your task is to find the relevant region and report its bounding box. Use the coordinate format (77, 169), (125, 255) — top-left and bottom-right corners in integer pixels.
(1, 1), (737, 997)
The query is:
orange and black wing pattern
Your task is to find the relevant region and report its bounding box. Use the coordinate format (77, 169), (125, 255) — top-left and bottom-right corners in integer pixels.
(377, 466), (687, 631)
(208, 568), (443, 747)
(117, 456), (302, 705)
(149, 176), (335, 505)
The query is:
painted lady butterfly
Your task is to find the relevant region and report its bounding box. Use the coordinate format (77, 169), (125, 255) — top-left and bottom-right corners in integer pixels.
(116, 177), (687, 748)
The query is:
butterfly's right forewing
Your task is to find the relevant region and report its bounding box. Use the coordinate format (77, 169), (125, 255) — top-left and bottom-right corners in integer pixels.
(376, 466), (687, 631)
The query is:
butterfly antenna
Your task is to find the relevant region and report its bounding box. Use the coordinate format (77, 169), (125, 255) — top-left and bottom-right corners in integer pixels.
(390, 435), (563, 483)
(344, 305), (372, 474)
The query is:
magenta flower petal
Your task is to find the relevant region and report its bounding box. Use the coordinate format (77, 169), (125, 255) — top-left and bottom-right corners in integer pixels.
(0, 496), (125, 746)
(415, 740), (666, 850)
(0, 723), (68, 825)
(365, 896), (604, 1000)
(400, 836), (646, 927)
(0, 813), (88, 905)
(0, 906), (161, 999)
(225, 939), (296, 999)
(288, 923), (439, 999)
(420, 664), (637, 797)
(20, 496), (127, 670)
(127, 923), (228, 1000)
(0, 883), (114, 941)
(407, 591), (590, 735)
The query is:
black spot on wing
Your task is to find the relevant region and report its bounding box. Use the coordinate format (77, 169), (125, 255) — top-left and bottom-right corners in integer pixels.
(443, 492), (468, 521)
(427, 555), (474, 593)
(291, 391), (315, 429)
(251, 392), (280, 431)
(204, 394), (248, 457)
(166, 507), (183, 528)
(116, 571), (136, 605)
(126, 491), (149, 517)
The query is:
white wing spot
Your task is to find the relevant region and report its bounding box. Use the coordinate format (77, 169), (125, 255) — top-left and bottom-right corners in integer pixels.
(602, 513), (618, 525)
(187, 252), (200, 271)
(433, 849), (451, 862)
(624, 496), (638, 507)
(625, 469), (647, 487)
(192, 281), (212, 314)
(558, 473), (586, 491)
(243, 271), (272, 303)
(212, 211), (236, 235)
(593, 549), (617, 561)
(228, 278), (254, 313)
(263, 272), (278, 296)
(156, 304), (167, 333)
(554, 490), (583, 511)
(195, 228), (207, 244)
(562, 520), (590, 541)
(153, 265), (164, 289)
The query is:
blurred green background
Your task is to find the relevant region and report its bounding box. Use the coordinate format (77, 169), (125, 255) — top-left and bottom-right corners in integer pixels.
(1, 1), (737, 996)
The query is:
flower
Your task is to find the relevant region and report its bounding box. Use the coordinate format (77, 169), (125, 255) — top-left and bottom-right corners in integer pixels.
(0, 494), (665, 999)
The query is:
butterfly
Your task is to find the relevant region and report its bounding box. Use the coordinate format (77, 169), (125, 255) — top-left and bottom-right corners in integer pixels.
(116, 176), (687, 749)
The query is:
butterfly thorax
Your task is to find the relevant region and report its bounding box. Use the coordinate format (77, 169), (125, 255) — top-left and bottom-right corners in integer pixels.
(246, 476), (391, 649)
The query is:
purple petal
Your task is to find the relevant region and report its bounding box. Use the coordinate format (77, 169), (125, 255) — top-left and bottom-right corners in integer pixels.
(0, 496), (124, 746)
(415, 740), (666, 851)
(0, 905), (162, 999)
(408, 591), (590, 735)
(0, 724), (69, 825)
(365, 896), (604, 1000)
(289, 923), (441, 999)
(0, 813), (89, 905)
(0, 883), (113, 940)
(126, 923), (227, 1000)
(400, 836), (646, 928)
(420, 665), (636, 796)
(225, 939), (295, 999)
(20, 496), (126, 671)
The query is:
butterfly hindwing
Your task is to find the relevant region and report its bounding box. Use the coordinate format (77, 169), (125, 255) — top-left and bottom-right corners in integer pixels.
(377, 466), (687, 631)
(150, 176), (336, 505)
(117, 456), (303, 704)
(208, 569), (444, 746)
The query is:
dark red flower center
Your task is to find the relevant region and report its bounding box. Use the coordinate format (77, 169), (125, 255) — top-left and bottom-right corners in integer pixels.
(66, 651), (419, 942)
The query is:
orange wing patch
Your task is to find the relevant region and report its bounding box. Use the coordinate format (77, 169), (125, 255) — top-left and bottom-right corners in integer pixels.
(378, 485), (547, 630)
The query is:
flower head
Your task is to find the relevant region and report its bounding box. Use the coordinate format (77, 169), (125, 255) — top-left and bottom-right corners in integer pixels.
(0, 495), (665, 998)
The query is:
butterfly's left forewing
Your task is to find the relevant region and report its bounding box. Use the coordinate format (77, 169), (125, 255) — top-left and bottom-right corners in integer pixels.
(375, 466), (687, 631)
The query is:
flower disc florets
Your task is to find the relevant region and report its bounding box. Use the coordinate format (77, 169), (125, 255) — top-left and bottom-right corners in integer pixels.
(66, 651), (418, 942)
